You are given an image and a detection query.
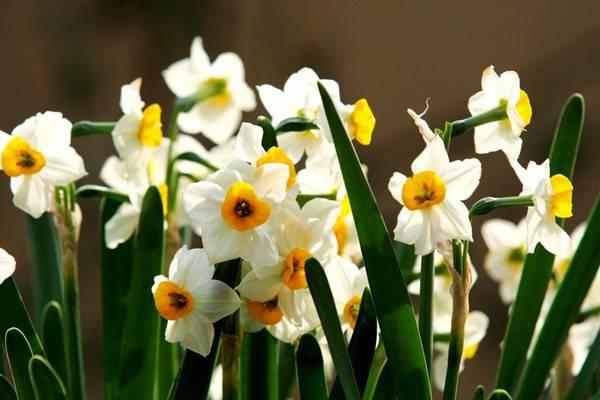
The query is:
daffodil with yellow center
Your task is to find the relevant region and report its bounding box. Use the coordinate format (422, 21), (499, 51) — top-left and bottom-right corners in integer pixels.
(245, 296), (283, 325)
(281, 247), (311, 290)
(221, 182), (272, 231)
(468, 66), (532, 158)
(152, 247), (241, 356)
(348, 98), (375, 145)
(343, 294), (362, 329)
(389, 136), (481, 255)
(1, 137), (46, 177)
(256, 147), (296, 189)
(550, 174), (573, 218)
(138, 104), (163, 148)
(333, 196), (351, 253)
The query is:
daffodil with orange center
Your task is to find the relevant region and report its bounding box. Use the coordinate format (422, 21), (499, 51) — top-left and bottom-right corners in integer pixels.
(388, 136), (481, 255)
(152, 246), (240, 356)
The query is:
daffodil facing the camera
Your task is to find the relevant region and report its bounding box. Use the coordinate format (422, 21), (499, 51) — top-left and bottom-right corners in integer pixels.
(182, 159), (289, 265)
(509, 158), (572, 257)
(0, 248), (16, 285)
(111, 78), (164, 170)
(467, 66), (532, 158)
(0, 111), (87, 218)
(388, 136), (481, 255)
(163, 37), (256, 144)
(152, 246), (240, 356)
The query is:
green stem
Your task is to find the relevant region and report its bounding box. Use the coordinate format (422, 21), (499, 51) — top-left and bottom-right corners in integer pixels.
(470, 195), (534, 217)
(449, 104), (507, 138)
(419, 253), (434, 379)
(221, 259), (242, 400)
(241, 329), (278, 400)
(71, 121), (116, 137)
(54, 185), (85, 400)
(257, 116), (278, 149)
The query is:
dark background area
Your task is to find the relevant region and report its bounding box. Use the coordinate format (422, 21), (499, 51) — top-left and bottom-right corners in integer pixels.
(0, 1), (598, 398)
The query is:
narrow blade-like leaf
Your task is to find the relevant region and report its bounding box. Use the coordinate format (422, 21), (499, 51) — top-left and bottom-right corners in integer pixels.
(241, 329), (278, 400)
(29, 355), (68, 400)
(296, 334), (328, 400)
(76, 185), (129, 203)
(0, 375), (17, 400)
(41, 301), (68, 389)
(565, 330), (600, 400)
(5, 327), (35, 399)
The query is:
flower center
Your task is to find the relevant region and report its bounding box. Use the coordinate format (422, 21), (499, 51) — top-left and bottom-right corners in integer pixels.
(138, 103), (163, 147)
(153, 281), (194, 320)
(333, 195), (352, 253)
(350, 98), (375, 145)
(343, 294), (362, 329)
(256, 146), (297, 189)
(550, 174), (573, 218)
(1, 137), (46, 177)
(221, 182), (272, 231)
(506, 246), (526, 269)
(402, 170), (446, 210)
(463, 342), (480, 360)
(282, 247), (311, 290)
(515, 90), (532, 126)
(246, 296), (283, 325)
(205, 78), (231, 107)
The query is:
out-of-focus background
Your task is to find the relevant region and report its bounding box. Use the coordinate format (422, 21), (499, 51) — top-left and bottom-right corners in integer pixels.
(0, 1), (598, 398)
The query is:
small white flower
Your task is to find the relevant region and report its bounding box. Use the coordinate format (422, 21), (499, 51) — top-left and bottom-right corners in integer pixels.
(112, 78), (163, 170)
(0, 248), (16, 285)
(509, 158), (572, 257)
(0, 112), (87, 218)
(163, 37), (256, 144)
(182, 160), (289, 266)
(481, 218), (527, 304)
(152, 246), (240, 356)
(388, 136), (481, 255)
(467, 66), (532, 158)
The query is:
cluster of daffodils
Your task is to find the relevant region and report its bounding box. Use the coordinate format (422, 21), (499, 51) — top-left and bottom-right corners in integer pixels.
(0, 34), (597, 399)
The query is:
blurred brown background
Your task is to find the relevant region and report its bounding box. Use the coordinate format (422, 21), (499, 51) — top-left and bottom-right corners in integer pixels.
(0, 1), (599, 398)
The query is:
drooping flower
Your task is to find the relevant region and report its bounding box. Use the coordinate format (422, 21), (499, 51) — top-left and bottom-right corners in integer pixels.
(163, 37), (256, 144)
(111, 78), (163, 170)
(481, 218), (527, 304)
(509, 158), (572, 257)
(388, 136), (481, 255)
(182, 160), (289, 266)
(407, 105), (436, 143)
(0, 112), (87, 218)
(0, 248), (16, 285)
(152, 246), (240, 356)
(468, 66), (532, 158)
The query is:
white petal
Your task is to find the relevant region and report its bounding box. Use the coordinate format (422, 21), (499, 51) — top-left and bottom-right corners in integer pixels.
(162, 58), (204, 98)
(170, 247), (215, 289)
(277, 131), (311, 163)
(180, 311), (215, 356)
(27, 112), (72, 154)
(393, 207), (429, 254)
(432, 352), (449, 392)
(388, 172), (407, 205)
(11, 175), (51, 218)
(190, 37), (210, 71)
(411, 136), (449, 175)
(178, 103), (241, 144)
(536, 219), (570, 257)
(165, 320), (187, 343)
(481, 65), (500, 94)
(210, 52), (245, 83)
(240, 228), (279, 266)
(250, 163), (289, 203)
(299, 198), (340, 232)
(498, 71), (521, 105)
(120, 78), (144, 115)
(481, 219), (520, 250)
(441, 159), (481, 201)
(194, 280), (241, 322)
(104, 203), (139, 249)
(112, 112), (143, 160)
(257, 85), (294, 123)
(0, 248), (16, 285)
(234, 122), (264, 163)
(433, 199), (473, 242)
(230, 81), (256, 111)
(237, 271), (282, 302)
(38, 147), (87, 185)
(100, 156), (130, 193)
(201, 219), (241, 265)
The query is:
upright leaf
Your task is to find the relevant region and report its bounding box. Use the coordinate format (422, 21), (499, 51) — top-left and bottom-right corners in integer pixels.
(26, 213), (63, 327)
(278, 342), (296, 400)
(496, 94), (584, 392)
(41, 301), (68, 389)
(318, 82), (431, 398)
(372, 362), (395, 400)
(296, 334), (328, 400)
(5, 327), (35, 399)
(488, 389), (512, 400)
(565, 330), (600, 400)
(241, 329), (278, 400)
(0, 375), (17, 400)
(29, 355), (68, 400)
(117, 187), (164, 399)
(100, 198), (135, 400)
(516, 194), (600, 399)
(305, 258), (360, 400)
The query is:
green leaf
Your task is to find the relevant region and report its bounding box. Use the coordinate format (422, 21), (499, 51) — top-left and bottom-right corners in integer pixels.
(330, 289), (377, 398)
(473, 385), (485, 400)
(71, 121), (115, 137)
(117, 187), (164, 398)
(26, 213), (63, 328)
(29, 355), (68, 399)
(495, 94), (584, 393)
(318, 82), (431, 398)
(241, 329), (278, 400)
(296, 193), (337, 207)
(305, 258), (360, 400)
(278, 342), (296, 400)
(274, 117), (319, 133)
(5, 327), (35, 399)
(372, 362), (395, 400)
(100, 198), (135, 400)
(76, 185), (130, 203)
(516, 194), (600, 399)
(0, 278), (45, 355)
(363, 343), (387, 400)
(0, 375), (17, 400)
(488, 389), (512, 400)
(393, 241), (417, 277)
(257, 116), (278, 149)
(296, 334), (328, 400)
(565, 330), (600, 400)
(167, 259), (240, 400)
(418, 253), (434, 379)
(41, 301), (68, 389)
(174, 152), (219, 172)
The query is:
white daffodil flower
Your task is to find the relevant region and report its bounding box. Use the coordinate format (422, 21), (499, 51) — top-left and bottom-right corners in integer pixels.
(432, 311), (489, 391)
(0, 111), (87, 218)
(0, 248), (16, 285)
(327, 97), (376, 147)
(481, 218), (527, 304)
(163, 37), (256, 144)
(467, 66), (532, 158)
(325, 255), (369, 333)
(111, 78), (163, 170)
(152, 246), (240, 356)
(257, 67), (336, 163)
(234, 122), (298, 197)
(509, 158), (572, 257)
(388, 136), (481, 255)
(239, 299), (312, 344)
(182, 159), (289, 266)
(236, 198), (339, 328)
